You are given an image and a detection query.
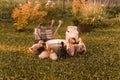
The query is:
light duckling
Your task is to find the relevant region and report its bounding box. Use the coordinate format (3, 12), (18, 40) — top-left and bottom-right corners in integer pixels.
(28, 40), (45, 54)
(49, 49), (58, 61)
(76, 38), (86, 54)
(38, 51), (49, 59)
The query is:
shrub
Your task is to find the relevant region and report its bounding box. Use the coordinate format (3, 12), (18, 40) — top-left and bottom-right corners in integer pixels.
(0, 0), (15, 20)
(106, 5), (120, 18)
(41, 0), (73, 25)
(104, 4), (120, 26)
(42, 1), (63, 24)
(43, 4), (57, 23)
(12, 1), (47, 31)
(72, 0), (107, 28)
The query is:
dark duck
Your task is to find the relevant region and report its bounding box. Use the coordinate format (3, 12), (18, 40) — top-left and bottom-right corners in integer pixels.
(59, 41), (67, 58)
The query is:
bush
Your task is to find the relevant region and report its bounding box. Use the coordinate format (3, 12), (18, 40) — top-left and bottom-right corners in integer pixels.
(41, 0), (73, 24)
(0, 0), (15, 20)
(106, 5), (120, 18)
(104, 4), (120, 26)
(42, 2), (64, 24)
(12, 1), (47, 31)
(72, 0), (107, 28)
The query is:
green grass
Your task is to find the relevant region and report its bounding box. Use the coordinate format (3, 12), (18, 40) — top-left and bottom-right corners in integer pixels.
(0, 19), (120, 80)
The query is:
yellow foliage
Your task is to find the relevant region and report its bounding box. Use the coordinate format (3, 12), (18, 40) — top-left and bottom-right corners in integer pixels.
(12, 8), (20, 19)
(12, 0), (47, 31)
(72, 0), (103, 16)
(72, 0), (82, 15)
(72, 0), (105, 26)
(30, 1), (47, 21)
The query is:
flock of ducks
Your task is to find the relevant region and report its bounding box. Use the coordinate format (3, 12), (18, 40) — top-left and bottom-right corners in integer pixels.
(29, 37), (86, 61)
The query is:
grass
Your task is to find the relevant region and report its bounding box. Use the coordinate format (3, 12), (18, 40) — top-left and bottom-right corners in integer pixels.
(0, 19), (120, 80)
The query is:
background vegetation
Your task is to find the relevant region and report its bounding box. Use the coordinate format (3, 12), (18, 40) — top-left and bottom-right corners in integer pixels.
(0, 0), (120, 80)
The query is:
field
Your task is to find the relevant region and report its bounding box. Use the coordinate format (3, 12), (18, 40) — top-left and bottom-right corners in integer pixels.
(0, 0), (120, 79)
(0, 18), (120, 80)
